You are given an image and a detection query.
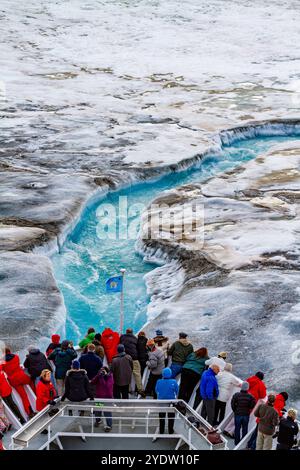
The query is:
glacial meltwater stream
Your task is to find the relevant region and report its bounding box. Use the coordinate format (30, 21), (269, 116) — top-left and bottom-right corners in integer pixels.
(52, 132), (300, 343)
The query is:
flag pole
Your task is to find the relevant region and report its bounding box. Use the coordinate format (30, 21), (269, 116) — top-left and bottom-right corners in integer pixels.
(119, 269), (126, 335)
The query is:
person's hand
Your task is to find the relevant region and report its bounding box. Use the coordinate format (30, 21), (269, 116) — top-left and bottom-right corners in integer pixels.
(47, 400), (57, 406)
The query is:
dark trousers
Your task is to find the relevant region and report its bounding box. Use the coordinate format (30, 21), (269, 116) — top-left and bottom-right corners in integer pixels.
(159, 412), (175, 434)
(113, 384), (129, 399)
(145, 373), (162, 399)
(178, 369), (200, 404)
(3, 394), (25, 424)
(139, 361), (147, 378)
(234, 415), (250, 445)
(214, 400), (227, 425)
(201, 399), (216, 426)
(193, 391), (203, 410)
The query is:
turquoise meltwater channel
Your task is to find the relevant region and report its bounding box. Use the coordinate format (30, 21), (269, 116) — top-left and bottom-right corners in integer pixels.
(52, 133), (300, 343)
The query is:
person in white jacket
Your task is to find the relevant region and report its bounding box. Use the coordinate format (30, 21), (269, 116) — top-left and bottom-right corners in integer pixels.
(205, 351), (227, 371)
(214, 363), (243, 425)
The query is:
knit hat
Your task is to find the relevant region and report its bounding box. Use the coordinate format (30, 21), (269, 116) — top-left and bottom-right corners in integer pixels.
(241, 382), (250, 391)
(155, 330), (163, 336)
(51, 334), (60, 344)
(218, 351), (227, 359)
(72, 360), (80, 370)
(179, 332), (187, 339)
(146, 339), (155, 348)
(255, 371), (264, 380)
(117, 344), (125, 353)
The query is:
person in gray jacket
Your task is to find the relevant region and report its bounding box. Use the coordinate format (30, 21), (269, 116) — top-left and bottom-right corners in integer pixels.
(111, 344), (133, 399)
(145, 339), (165, 398)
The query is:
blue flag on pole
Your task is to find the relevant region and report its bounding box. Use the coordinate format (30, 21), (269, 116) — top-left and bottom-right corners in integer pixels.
(106, 275), (123, 293)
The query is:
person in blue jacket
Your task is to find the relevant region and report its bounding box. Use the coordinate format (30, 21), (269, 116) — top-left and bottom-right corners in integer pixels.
(200, 364), (220, 426)
(155, 368), (179, 435)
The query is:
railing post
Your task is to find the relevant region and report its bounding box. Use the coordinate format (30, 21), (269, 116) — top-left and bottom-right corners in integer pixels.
(47, 425), (51, 450)
(91, 407), (94, 434)
(146, 409), (150, 435)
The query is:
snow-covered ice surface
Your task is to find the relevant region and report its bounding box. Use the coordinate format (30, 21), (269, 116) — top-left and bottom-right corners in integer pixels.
(0, 0), (300, 402)
(141, 141), (300, 407)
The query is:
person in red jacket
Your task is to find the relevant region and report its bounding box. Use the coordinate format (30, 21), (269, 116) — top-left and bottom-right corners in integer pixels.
(46, 334), (61, 357)
(101, 328), (120, 364)
(0, 369), (26, 424)
(2, 349), (35, 418)
(36, 369), (57, 412)
(246, 371), (267, 402)
(245, 371), (267, 450)
(274, 392), (288, 417)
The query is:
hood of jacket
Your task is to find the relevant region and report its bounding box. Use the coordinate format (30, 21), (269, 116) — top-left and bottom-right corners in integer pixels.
(67, 369), (87, 378)
(116, 352), (126, 358)
(162, 368), (172, 379)
(86, 332), (96, 341)
(102, 328), (115, 338)
(56, 348), (71, 358)
(179, 338), (190, 347)
(154, 335), (169, 343)
(29, 348), (41, 355)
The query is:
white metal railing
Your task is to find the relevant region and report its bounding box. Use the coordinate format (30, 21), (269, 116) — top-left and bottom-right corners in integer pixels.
(11, 399), (227, 451)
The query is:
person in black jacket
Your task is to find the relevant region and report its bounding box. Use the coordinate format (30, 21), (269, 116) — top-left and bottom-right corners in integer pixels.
(137, 331), (148, 377)
(61, 360), (93, 402)
(24, 347), (53, 386)
(277, 409), (299, 450)
(79, 344), (102, 380)
(120, 328), (144, 396)
(231, 381), (256, 445)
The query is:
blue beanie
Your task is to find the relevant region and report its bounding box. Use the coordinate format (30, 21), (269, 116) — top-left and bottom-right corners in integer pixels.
(72, 360), (80, 370)
(155, 330), (163, 336)
(117, 344), (125, 353)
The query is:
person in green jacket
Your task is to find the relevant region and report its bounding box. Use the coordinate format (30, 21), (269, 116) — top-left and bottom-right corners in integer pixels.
(79, 328), (96, 349)
(168, 332), (193, 378)
(178, 347), (209, 405)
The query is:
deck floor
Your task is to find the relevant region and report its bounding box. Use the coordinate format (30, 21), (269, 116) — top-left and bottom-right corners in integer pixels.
(56, 436), (183, 450)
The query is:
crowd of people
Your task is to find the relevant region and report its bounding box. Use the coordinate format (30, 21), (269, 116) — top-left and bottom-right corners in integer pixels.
(0, 326), (299, 451)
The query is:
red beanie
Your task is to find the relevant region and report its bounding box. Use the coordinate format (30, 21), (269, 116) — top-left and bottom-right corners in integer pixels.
(51, 334), (60, 344)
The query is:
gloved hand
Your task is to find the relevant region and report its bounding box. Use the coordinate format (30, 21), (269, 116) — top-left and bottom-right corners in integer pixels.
(47, 400), (57, 406)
